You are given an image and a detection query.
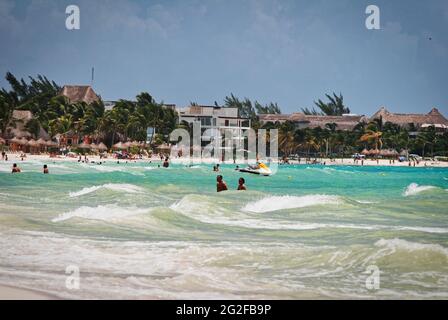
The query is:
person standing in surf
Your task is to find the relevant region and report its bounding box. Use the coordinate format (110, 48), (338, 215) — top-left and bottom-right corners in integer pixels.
(11, 163), (21, 173)
(237, 177), (246, 191)
(217, 175), (228, 192)
(163, 157), (170, 168)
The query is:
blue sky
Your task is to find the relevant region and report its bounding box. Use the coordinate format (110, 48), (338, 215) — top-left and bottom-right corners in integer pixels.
(1, 0), (447, 116)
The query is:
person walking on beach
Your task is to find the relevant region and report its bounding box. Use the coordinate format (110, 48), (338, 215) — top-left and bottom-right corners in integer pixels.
(237, 177), (247, 191)
(1, 151), (5, 160)
(217, 175), (228, 192)
(11, 163), (21, 173)
(43, 165), (49, 174)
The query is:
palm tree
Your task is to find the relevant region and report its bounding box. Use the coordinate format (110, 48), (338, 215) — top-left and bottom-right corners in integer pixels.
(278, 121), (297, 156)
(25, 118), (41, 138)
(323, 123), (337, 156)
(302, 93), (350, 116)
(279, 130), (296, 156)
(49, 115), (74, 137)
(360, 130), (383, 151)
(0, 89), (17, 137)
(417, 126), (437, 158)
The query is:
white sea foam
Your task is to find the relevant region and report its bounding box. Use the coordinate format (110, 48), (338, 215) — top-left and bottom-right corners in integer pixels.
(69, 184), (144, 197)
(80, 164), (124, 172)
(403, 183), (436, 196)
(52, 205), (149, 222)
(375, 238), (448, 256)
(355, 200), (378, 204)
(92, 166), (123, 172)
(394, 226), (448, 234)
(242, 195), (341, 213)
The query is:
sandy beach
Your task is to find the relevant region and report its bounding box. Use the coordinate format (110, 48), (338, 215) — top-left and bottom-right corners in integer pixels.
(2, 152), (448, 168)
(0, 284), (56, 300)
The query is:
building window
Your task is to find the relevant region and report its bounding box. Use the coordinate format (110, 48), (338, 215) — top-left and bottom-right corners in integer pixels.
(201, 118), (212, 126)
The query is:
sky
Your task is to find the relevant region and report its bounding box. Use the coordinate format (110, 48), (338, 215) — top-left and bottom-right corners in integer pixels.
(0, 0), (447, 116)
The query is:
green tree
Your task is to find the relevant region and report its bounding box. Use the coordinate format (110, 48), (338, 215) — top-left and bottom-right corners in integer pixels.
(0, 89), (18, 137)
(301, 93), (350, 116)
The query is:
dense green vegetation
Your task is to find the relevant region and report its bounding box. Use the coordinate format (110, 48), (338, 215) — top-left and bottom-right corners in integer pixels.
(268, 117), (448, 158)
(0, 73), (177, 147)
(1, 73), (447, 157)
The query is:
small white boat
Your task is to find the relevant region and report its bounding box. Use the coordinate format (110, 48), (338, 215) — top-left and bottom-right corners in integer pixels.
(239, 162), (272, 176)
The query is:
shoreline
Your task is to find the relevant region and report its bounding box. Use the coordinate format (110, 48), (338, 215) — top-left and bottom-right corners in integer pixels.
(0, 284), (58, 300)
(2, 152), (448, 168)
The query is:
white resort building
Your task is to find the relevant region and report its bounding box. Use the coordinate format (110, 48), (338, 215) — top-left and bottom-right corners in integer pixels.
(176, 105), (251, 149)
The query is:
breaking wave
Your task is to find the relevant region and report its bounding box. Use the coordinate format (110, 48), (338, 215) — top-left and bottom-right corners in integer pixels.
(375, 238), (448, 256)
(403, 183), (436, 196)
(242, 195), (341, 213)
(69, 184), (144, 197)
(52, 205), (150, 222)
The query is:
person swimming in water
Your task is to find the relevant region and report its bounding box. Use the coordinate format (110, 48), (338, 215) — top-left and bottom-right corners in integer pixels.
(11, 163), (21, 173)
(216, 175), (228, 192)
(163, 157), (170, 168)
(43, 165), (49, 174)
(237, 177), (246, 190)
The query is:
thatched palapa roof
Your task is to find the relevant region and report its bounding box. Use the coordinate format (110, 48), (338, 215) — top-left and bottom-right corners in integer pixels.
(371, 107), (448, 128)
(60, 85), (100, 105)
(5, 110), (49, 140)
(258, 113), (367, 130)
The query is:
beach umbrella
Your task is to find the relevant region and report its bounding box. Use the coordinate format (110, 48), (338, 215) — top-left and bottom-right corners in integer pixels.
(78, 142), (91, 149)
(400, 149), (408, 156)
(27, 139), (39, 147)
(10, 137), (21, 144)
(123, 141), (132, 148)
(98, 143), (108, 151)
(46, 140), (58, 147)
(130, 141), (140, 147)
(36, 138), (47, 145)
(90, 143), (99, 150)
(113, 142), (126, 150)
(361, 148), (369, 156)
(157, 143), (171, 151)
(18, 137), (28, 145)
(390, 149), (399, 156)
(370, 149), (380, 156)
(0, 137), (5, 145)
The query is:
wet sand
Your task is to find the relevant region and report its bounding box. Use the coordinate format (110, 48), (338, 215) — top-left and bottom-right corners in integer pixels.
(0, 284), (57, 300)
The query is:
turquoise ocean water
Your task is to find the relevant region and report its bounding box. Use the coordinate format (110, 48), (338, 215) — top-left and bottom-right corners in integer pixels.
(0, 159), (447, 299)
